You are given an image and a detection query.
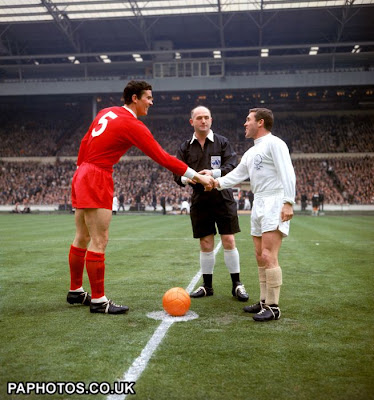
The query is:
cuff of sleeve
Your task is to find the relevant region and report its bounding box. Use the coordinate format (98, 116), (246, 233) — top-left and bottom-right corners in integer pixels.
(181, 176), (188, 185)
(212, 169), (221, 179)
(283, 198), (295, 205)
(215, 177), (224, 191)
(184, 167), (196, 180)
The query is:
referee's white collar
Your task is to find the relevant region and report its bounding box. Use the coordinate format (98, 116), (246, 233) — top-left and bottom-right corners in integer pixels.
(190, 130), (214, 144)
(123, 105), (137, 119)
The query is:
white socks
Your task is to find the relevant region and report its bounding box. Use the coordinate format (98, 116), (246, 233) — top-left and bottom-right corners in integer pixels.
(224, 248), (240, 273)
(200, 251), (215, 274)
(69, 287), (84, 293)
(91, 295), (108, 304)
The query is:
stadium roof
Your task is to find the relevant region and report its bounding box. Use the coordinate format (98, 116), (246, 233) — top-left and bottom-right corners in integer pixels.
(1, 0), (373, 22)
(0, 0), (373, 81)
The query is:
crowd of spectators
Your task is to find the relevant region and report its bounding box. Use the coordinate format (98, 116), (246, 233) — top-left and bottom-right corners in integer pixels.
(1, 112), (373, 158)
(112, 160), (192, 211)
(142, 114), (374, 156)
(294, 156), (374, 205)
(327, 156), (374, 204)
(56, 114), (245, 157)
(0, 120), (60, 157)
(0, 108), (83, 157)
(0, 160), (75, 206)
(0, 159), (193, 209)
(275, 115), (374, 154)
(1, 105), (373, 208)
(1, 156), (373, 208)
(293, 156), (374, 205)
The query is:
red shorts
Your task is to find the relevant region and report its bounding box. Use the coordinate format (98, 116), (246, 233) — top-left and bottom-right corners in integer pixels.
(71, 163), (113, 210)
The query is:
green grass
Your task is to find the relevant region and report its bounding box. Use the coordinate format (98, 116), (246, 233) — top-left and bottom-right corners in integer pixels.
(1, 213), (373, 400)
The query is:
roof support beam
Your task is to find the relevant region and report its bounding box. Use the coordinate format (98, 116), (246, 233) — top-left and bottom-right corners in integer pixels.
(246, 0), (279, 72)
(0, 25), (11, 55)
(127, 1), (152, 50)
(217, 0), (226, 50)
(41, 0), (81, 52)
(327, 0), (362, 70)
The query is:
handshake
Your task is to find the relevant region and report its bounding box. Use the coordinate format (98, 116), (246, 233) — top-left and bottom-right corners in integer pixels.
(189, 169), (220, 191)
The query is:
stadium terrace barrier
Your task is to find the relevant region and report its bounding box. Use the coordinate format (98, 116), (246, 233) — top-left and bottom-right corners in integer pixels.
(1, 204), (373, 213)
(1, 153), (373, 164)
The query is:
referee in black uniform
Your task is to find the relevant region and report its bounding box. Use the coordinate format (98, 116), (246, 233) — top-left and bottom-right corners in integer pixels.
(174, 106), (249, 301)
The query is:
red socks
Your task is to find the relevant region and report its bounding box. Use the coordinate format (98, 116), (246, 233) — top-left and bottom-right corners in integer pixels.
(85, 251), (105, 299)
(68, 245), (87, 291)
(69, 245), (105, 300)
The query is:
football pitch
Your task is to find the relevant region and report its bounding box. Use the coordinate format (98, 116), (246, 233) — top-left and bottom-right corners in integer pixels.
(1, 213), (373, 400)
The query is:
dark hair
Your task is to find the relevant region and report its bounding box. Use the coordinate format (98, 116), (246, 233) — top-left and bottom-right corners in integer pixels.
(123, 80), (152, 105)
(249, 108), (274, 131)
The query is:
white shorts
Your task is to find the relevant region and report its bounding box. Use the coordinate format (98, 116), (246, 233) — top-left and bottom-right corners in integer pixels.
(251, 190), (290, 237)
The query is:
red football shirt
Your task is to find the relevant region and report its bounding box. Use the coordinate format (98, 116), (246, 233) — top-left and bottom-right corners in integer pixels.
(76, 106), (188, 176)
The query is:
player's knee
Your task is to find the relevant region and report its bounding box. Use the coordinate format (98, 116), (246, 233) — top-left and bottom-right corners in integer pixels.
(255, 253), (264, 265)
(199, 236), (214, 252)
(90, 236), (109, 253)
(221, 235), (236, 250)
(83, 232), (91, 245)
(74, 232), (90, 248)
(261, 249), (278, 268)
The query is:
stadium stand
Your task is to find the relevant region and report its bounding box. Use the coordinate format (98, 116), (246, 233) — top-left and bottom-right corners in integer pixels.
(1, 96), (373, 209)
(1, 109), (373, 157)
(0, 2), (373, 210)
(0, 159), (192, 210)
(1, 153), (373, 209)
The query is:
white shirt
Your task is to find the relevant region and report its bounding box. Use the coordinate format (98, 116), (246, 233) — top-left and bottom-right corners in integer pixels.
(181, 200), (190, 212)
(112, 196), (119, 211)
(189, 129), (215, 145)
(123, 105), (137, 118)
(217, 133), (296, 204)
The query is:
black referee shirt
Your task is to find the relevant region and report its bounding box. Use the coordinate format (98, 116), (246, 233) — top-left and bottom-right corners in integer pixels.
(174, 131), (237, 201)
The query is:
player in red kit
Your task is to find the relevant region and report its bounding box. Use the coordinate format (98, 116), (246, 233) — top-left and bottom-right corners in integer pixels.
(67, 80), (214, 315)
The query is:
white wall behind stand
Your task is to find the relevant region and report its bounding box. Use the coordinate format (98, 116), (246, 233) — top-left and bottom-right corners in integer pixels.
(295, 204), (374, 212)
(0, 205), (59, 212)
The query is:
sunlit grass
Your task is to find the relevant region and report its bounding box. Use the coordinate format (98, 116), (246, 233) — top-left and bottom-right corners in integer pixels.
(1, 213), (373, 400)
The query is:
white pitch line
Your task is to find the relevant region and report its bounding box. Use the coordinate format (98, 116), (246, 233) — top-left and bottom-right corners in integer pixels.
(107, 240), (222, 400)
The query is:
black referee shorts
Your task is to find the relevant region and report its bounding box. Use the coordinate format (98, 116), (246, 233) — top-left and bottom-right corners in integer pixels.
(190, 190), (240, 238)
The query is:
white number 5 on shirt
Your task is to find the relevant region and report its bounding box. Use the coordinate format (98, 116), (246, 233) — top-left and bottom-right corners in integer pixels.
(92, 111), (118, 137)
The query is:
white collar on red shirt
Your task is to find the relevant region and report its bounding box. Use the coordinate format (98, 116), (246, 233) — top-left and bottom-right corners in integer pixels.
(123, 105), (137, 119)
(190, 129), (214, 144)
